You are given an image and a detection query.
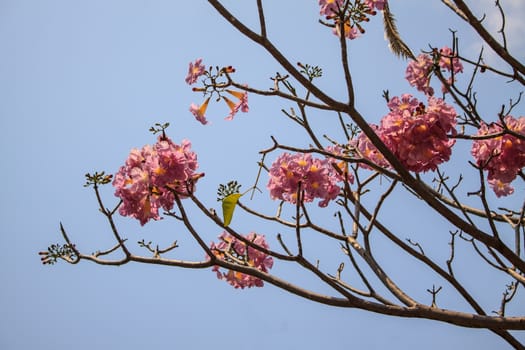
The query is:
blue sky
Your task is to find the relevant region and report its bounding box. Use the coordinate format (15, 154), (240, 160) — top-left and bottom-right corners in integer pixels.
(2, 1), (524, 349)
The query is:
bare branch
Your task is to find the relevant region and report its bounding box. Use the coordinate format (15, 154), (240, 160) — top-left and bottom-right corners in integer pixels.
(451, 0), (525, 77)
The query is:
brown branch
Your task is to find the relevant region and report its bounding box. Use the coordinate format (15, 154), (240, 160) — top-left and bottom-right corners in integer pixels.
(424, 175), (524, 225)
(188, 193), (298, 262)
(92, 184), (131, 258)
(441, 0), (468, 21)
(210, 251), (525, 329)
(208, 0), (346, 111)
(451, 0), (525, 77)
(294, 183), (304, 256)
(336, 10), (355, 106)
(211, 0), (525, 276)
(348, 109), (525, 273)
(256, 0), (266, 38)
(228, 80), (334, 111)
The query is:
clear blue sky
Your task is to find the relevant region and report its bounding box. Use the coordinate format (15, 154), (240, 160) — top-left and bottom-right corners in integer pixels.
(2, 1), (524, 349)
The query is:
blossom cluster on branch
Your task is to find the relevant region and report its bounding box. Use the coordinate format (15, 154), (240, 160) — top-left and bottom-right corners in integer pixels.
(44, 1), (525, 346)
(352, 46), (461, 174)
(209, 232), (273, 289)
(352, 44), (525, 196)
(471, 115), (525, 196)
(406, 46), (464, 96)
(267, 152), (351, 207)
(319, 0), (386, 40)
(113, 134), (203, 225)
(353, 94), (458, 173)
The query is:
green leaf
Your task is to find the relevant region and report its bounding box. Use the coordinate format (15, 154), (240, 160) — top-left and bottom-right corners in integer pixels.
(222, 193), (242, 227)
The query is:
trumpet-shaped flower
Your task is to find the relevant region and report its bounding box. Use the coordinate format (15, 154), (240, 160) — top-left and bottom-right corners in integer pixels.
(224, 89), (249, 121)
(209, 232), (273, 289)
(333, 19), (362, 40)
(189, 97), (211, 125)
(222, 96), (238, 121)
(267, 152), (342, 207)
(113, 136), (202, 225)
(471, 115), (525, 197)
(185, 58), (206, 85)
(226, 89), (249, 112)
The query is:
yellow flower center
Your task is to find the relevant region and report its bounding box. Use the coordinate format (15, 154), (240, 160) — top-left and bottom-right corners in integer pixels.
(502, 139), (513, 150)
(415, 124), (428, 133)
(154, 167), (166, 176)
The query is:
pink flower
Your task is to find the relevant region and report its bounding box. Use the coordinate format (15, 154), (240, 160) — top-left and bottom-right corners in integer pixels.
(113, 136), (203, 225)
(209, 232), (274, 289)
(319, 0), (343, 17)
(405, 47), (463, 96)
(471, 115), (525, 196)
(438, 46), (463, 74)
(231, 90), (249, 113)
(387, 93), (421, 115)
(426, 96), (458, 134)
(224, 89), (249, 121)
(488, 178), (514, 197)
(320, 0), (381, 40)
(325, 145), (356, 184)
(333, 19), (362, 40)
(189, 97), (210, 125)
(405, 54), (434, 96)
(185, 58), (206, 85)
(350, 124), (391, 169)
(267, 152), (341, 207)
(365, 0), (386, 11)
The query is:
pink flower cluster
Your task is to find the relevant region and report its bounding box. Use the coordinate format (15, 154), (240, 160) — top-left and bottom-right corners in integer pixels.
(319, 0), (386, 40)
(113, 136), (203, 225)
(318, 0), (385, 16)
(267, 152), (351, 207)
(351, 124), (391, 169)
(405, 46), (463, 96)
(471, 115), (525, 197)
(354, 94), (457, 172)
(210, 232), (274, 289)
